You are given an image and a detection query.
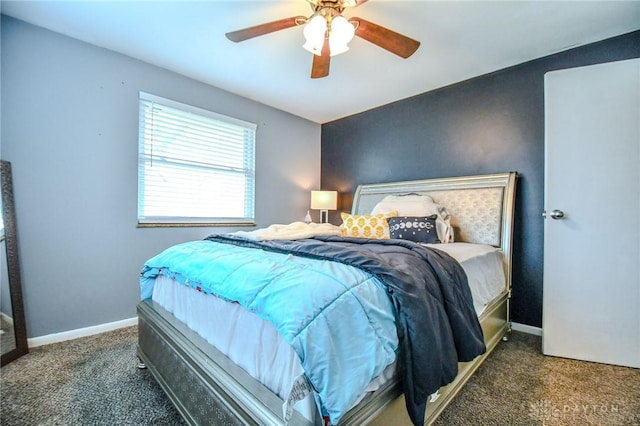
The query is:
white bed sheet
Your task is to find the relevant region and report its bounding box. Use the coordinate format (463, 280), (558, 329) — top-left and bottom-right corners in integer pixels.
(151, 242), (506, 422)
(422, 242), (506, 315)
(152, 275), (321, 421)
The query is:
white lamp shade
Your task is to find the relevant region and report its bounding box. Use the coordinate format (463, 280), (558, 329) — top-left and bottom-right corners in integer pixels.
(303, 15), (327, 56)
(310, 190), (338, 210)
(330, 16), (355, 43)
(328, 41), (349, 56)
(304, 15), (355, 57)
(329, 16), (355, 56)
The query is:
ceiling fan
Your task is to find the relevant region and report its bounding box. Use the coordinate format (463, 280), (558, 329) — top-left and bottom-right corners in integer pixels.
(225, 0), (420, 79)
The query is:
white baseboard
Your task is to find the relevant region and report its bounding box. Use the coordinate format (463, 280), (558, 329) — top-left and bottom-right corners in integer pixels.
(28, 317), (138, 348)
(512, 322), (542, 336)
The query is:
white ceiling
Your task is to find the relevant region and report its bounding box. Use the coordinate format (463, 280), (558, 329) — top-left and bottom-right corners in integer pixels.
(2, 1), (639, 123)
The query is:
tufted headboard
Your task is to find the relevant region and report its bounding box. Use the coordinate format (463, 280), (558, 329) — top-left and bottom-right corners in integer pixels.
(351, 172), (517, 288)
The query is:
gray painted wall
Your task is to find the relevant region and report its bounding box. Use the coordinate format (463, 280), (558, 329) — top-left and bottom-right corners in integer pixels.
(1, 16), (321, 338)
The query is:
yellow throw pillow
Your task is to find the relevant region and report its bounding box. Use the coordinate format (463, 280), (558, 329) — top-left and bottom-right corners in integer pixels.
(340, 211), (398, 239)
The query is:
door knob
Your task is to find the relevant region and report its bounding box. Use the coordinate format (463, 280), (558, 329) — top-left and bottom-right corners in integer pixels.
(542, 209), (565, 219)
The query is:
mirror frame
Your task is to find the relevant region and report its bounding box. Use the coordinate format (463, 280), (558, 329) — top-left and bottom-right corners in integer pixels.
(1, 160), (28, 365)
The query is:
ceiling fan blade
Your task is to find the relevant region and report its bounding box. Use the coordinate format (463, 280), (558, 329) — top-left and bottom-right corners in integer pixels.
(226, 16), (306, 42)
(351, 17), (420, 58)
(311, 38), (330, 79)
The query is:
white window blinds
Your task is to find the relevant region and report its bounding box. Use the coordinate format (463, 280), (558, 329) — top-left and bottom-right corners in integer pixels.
(138, 93), (256, 226)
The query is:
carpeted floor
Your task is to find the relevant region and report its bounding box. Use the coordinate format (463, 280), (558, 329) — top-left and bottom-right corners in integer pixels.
(1, 327), (184, 426)
(433, 332), (640, 425)
(1, 327), (639, 425)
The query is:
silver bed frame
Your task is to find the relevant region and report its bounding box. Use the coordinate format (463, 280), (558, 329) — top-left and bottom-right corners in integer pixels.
(137, 171), (517, 425)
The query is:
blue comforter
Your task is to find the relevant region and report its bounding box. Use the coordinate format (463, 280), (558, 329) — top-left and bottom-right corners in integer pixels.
(140, 235), (485, 425)
(141, 237), (399, 424)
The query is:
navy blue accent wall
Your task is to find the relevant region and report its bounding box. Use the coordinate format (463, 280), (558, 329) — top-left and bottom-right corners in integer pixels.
(321, 31), (640, 328)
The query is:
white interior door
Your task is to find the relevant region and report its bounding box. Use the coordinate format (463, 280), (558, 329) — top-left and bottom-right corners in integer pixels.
(542, 58), (640, 368)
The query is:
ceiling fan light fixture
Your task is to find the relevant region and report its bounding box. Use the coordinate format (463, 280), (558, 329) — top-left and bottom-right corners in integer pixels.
(302, 40), (323, 56)
(328, 15), (355, 56)
(328, 41), (349, 56)
(303, 15), (327, 56)
(226, 0), (418, 78)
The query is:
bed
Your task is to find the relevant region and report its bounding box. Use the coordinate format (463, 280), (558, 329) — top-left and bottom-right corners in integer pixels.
(137, 171), (517, 425)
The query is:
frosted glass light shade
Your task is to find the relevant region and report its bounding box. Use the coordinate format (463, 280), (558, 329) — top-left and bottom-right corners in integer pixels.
(303, 15), (355, 57)
(329, 40), (349, 56)
(331, 17), (355, 43)
(329, 16), (355, 56)
(303, 15), (327, 56)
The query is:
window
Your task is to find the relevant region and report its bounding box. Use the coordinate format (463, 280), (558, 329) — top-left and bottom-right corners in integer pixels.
(138, 93), (256, 226)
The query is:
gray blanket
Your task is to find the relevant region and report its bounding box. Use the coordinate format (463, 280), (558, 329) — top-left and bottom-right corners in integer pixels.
(205, 234), (486, 425)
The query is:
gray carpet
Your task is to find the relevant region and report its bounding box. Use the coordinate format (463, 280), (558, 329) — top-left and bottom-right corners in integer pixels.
(1, 327), (639, 425)
(1, 326), (184, 425)
(433, 332), (640, 425)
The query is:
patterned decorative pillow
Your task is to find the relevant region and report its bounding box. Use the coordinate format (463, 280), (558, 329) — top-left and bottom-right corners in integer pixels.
(386, 215), (440, 243)
(340, 211), (398, 239)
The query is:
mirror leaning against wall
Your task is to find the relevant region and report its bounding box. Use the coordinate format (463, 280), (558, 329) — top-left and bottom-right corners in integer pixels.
(1, 160), (28, 366)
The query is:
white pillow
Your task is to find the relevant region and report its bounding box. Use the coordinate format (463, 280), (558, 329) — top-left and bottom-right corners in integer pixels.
(371, 194), (454, 243)
(371, 194), (434, 215)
